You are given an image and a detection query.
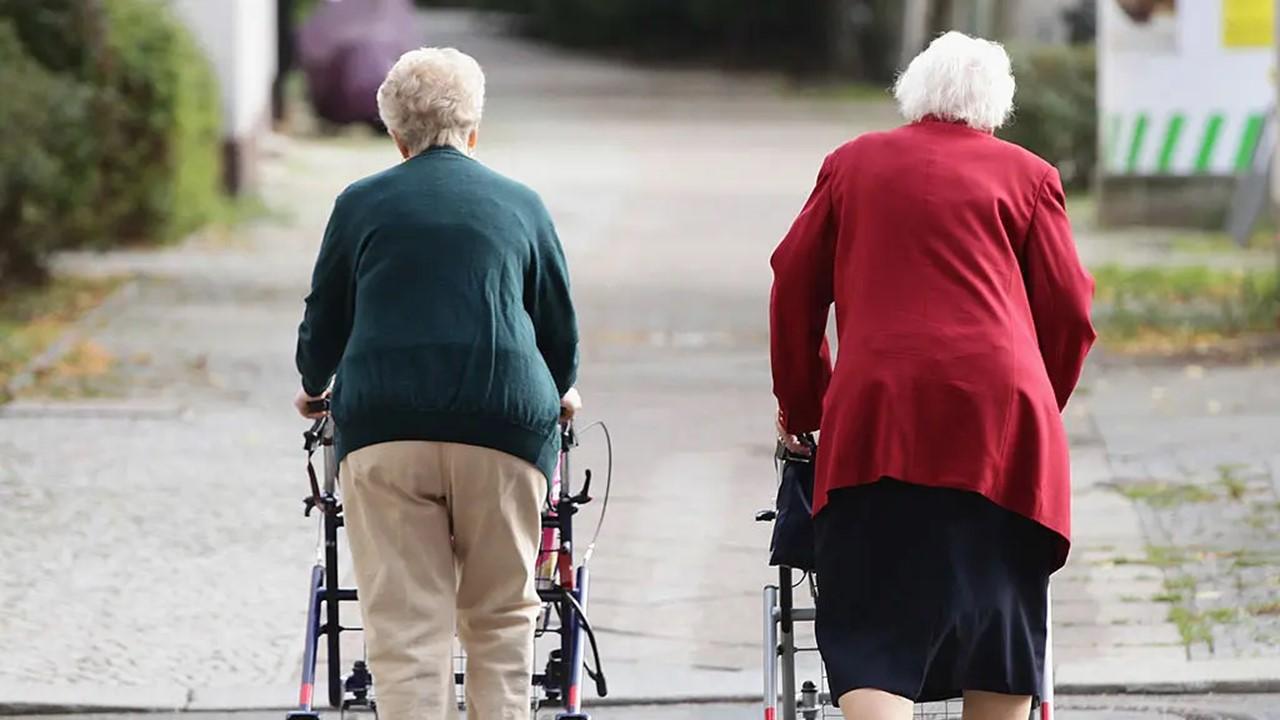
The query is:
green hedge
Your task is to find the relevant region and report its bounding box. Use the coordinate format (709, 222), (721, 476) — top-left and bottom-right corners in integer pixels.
(0, 20), (95, 283)
(1001, 45), (1097, 192)
(0, 0), (222, 288)
(94, 0), (222, 245)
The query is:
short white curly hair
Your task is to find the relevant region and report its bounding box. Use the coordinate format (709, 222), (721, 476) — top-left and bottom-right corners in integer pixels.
(377, 47), (485, 155)
(893, 31), (1015, 132)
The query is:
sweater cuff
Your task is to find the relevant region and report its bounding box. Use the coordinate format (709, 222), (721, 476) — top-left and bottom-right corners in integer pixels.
(301, 376), (329, 398)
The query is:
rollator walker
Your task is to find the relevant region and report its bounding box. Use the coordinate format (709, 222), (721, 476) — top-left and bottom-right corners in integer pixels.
(758, 443), (1055, 720)
(287, 402), (608, 719)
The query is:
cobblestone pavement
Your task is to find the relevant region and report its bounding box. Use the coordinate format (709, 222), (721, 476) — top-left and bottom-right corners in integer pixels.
(1, 7), (1277, 709)
(1058, 356), (1280, 668)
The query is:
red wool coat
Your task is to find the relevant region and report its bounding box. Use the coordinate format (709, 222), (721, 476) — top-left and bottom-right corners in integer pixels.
(770, 118), (1096, 564)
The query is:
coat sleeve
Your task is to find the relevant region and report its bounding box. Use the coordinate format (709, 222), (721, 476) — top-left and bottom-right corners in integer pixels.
(525, 200), (579, 397)
(770, 154), (836, 434)
(296, 194), (356, 397)
(1021, 169), (1097, 411)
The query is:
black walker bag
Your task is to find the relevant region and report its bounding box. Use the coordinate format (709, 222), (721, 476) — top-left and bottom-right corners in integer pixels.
(768, 437), (817, 572)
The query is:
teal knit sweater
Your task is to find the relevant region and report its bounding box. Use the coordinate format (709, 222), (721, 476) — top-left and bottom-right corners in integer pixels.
(296, 146), (578, 480)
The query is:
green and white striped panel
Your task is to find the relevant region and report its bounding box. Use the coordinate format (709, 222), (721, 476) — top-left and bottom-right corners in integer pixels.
(1103, 111), (1268, 176)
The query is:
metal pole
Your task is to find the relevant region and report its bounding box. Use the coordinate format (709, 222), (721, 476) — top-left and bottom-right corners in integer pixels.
(763, 587), (779, 720)
(779, 568), (797, 720)
(1041, 584), (1055, 720)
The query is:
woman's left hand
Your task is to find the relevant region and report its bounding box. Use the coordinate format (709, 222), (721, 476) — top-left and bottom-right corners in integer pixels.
(294, 388), (330, 419)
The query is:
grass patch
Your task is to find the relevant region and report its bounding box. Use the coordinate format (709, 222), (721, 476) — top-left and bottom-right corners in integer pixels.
(0, 276), (124, 401)
(1152, 592), (1184, 603)
(1146, 545), (1190, 568)
(1112, 480), (1218, 508)
(1205, 607), (1239, 624)
(1226, 550), (1279, 568)
(1169, 605), (1240, 650)
(1170, 230), (1276, 254)
(1245, 510), (1270, 529)
(1248, 601), (1280, 616)
(1216, 464), (1250, 500)
(1169, 605), (1213, 648)
(1091, 263), (1280, 349)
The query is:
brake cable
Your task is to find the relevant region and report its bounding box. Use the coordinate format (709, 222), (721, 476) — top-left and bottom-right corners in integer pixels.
(575, 420), (613, 565)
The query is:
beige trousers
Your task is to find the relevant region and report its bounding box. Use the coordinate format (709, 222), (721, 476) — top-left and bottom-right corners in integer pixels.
(340, 441), (547, 720)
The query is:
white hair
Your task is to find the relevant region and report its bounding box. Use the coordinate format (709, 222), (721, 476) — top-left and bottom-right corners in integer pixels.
(377, 47), (485, 155)
(893, 31), (1015, 132)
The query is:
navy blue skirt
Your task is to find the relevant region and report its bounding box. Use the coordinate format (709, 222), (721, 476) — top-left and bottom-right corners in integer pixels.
(814, 478), (1055, 704)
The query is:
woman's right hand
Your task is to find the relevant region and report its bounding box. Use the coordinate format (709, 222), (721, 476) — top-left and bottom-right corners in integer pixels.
(776, 409), (812, 457)
(560, 387), (583, 421)
(294, 387), (330, 420)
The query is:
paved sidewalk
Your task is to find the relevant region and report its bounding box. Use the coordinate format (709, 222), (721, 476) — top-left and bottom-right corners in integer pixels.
(1, 8), (1277, 713)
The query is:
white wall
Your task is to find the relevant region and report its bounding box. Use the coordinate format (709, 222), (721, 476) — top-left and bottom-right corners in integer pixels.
(171, 0), (278, 140)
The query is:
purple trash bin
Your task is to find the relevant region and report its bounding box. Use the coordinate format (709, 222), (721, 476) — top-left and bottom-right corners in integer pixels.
(297, 0), (420, 126)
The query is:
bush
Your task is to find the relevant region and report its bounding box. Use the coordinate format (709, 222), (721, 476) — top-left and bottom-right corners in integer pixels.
(0, 0), (222, 288)
(0, 20), (94, 285)
(1000, 45), (1097, 192)
(92, 0), (222, 244)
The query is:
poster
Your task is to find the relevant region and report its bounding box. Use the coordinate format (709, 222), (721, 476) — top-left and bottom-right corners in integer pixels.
(1108, 0), (1179, 52)
(1222, 0), (1274, 48)
(1100, 0), (1272, 176)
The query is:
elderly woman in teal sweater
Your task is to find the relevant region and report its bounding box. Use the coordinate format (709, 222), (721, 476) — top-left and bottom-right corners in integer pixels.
(294, 47), (579, 720)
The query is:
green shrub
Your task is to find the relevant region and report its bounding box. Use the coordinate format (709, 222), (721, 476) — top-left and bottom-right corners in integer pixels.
(92, 0), (222, 244)
(1001, 45), (1097, 192)
(0, 20), (95, 285)
(0, 0), (222, 288)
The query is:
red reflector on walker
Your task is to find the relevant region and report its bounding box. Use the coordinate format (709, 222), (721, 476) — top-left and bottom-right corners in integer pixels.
(567, 685), (580, 708)
(765, 708), (776, 720)
(299, 683), (313, 706)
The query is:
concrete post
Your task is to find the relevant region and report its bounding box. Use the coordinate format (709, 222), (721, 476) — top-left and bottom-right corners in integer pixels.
(1273, 0), (1279, 263)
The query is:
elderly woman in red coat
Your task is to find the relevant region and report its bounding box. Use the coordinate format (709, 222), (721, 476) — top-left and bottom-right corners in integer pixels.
(770, 32), (1096, 720)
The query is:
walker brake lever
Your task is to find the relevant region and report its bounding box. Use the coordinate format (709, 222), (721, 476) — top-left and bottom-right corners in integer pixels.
(570, 469), (593, 505)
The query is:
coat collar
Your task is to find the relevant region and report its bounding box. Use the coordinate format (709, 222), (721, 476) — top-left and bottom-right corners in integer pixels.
(915, 114), (994, 135)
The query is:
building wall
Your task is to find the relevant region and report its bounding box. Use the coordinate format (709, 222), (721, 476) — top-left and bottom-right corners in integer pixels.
(171, 0), (278, 192)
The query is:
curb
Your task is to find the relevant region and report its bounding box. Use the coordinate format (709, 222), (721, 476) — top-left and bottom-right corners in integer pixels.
(1056, 679), (1280, 695)
(0, 682), (188, 716)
